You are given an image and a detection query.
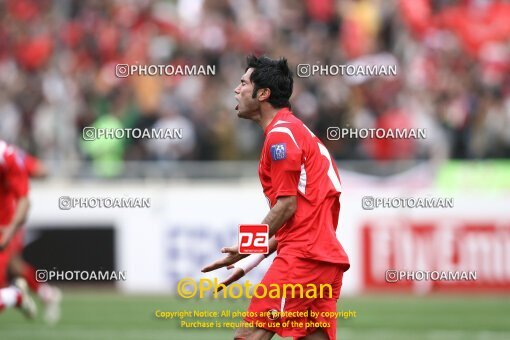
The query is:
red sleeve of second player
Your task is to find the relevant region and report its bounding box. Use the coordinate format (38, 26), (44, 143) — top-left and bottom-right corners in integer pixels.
(23, 154), (41, 177)
(6, 154), (29, 199)
(266, 131), (302, 198)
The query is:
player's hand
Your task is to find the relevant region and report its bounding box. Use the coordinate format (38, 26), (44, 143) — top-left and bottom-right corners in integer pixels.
(216, 266), (246, 292)
(201, 245), (245, 273)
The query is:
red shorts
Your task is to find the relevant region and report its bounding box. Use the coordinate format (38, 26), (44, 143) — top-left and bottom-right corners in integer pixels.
(244, 254), (346, 340)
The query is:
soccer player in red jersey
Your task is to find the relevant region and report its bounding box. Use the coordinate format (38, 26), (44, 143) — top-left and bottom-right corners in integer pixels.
(203, 56), (350, 340)
(6, 149), (48, 290)
(0, 140), (36, 318)
(7, 148), (62, 323)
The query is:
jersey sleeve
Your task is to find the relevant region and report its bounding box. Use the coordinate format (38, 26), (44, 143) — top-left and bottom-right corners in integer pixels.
(6, 153), (29, 199)
(23, 153), (42, 177)
(266, 130), (302, 198)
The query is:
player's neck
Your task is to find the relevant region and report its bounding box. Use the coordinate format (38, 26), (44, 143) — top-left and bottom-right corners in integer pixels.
(258, 106), (281, 131)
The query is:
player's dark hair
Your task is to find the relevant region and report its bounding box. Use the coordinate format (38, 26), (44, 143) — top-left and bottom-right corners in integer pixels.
(246, 55), (293, 108)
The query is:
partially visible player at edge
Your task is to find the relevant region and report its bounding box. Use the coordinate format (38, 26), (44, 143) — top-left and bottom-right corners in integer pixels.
(0, 140), (62, 322)
(202, 56), (350, 340)
(0, 140), (36, 318)
(11, 147), (62, 323)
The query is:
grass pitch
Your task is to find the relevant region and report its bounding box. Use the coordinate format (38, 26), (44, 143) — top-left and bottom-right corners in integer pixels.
(1, 290), (509, 340)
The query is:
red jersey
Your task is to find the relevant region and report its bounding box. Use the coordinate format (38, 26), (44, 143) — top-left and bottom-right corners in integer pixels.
(259, 108), (349, 267)
(0, 141), (29, 225)
(21, 152), (43, 177)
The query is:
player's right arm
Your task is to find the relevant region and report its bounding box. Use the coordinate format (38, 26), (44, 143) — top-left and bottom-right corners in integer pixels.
(200, 244), (248, 273)
(201, 232), (278, 270)
(209, 236), (277, 291)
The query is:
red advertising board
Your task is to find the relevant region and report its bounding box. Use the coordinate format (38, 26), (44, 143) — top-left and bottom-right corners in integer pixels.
(362, 221), (510, 292)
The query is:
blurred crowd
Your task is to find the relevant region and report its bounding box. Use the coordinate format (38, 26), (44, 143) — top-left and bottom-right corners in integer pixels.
(1, 0), (509, 177)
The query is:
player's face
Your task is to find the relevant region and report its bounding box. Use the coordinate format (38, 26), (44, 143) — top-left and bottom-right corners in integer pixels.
(234, 68), (260, 120)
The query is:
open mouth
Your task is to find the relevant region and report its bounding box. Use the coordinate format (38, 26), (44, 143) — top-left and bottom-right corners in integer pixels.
(235, 104), (239, 111)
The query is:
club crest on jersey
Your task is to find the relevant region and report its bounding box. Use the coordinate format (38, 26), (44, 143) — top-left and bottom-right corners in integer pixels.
(270, 143), (286, 161)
